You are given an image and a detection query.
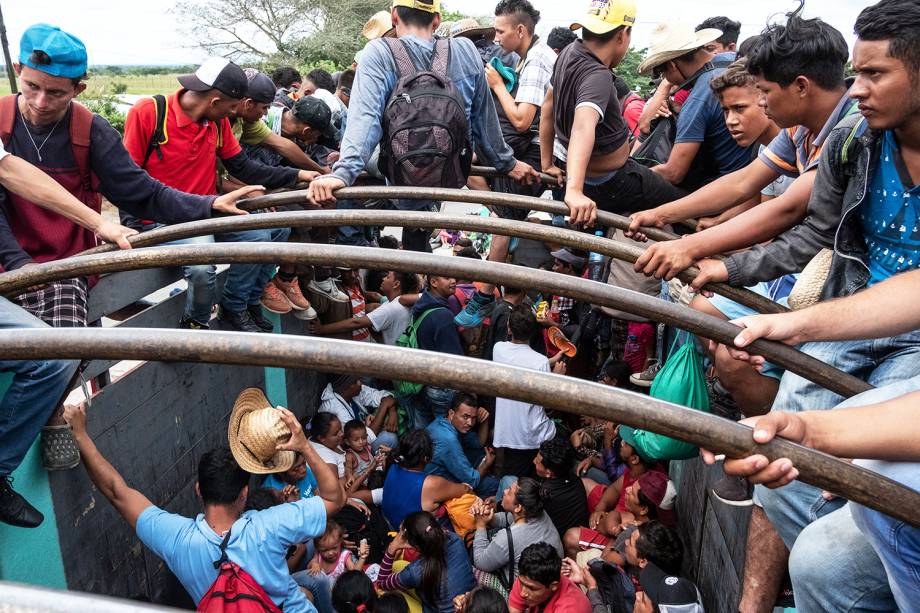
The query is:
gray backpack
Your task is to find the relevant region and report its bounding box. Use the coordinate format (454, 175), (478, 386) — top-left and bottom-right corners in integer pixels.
(380, 38), (472, 188)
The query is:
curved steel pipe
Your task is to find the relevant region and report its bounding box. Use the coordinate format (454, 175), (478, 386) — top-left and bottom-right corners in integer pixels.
(0, 327), (913, 527)
(237, 185), (681, 243)
(81, 210), (784, 315)
(0, 244), (869, 398)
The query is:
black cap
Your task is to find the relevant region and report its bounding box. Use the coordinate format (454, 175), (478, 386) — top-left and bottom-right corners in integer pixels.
(178, 57), (248, 100)
(292, 96), (338, 147)
(639, 563), (703, 610)
(245, 72), (276, 104)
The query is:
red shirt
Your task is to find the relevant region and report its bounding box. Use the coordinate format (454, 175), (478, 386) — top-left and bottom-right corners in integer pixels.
(509, 576), (592, 613)
(123, 89), (241, 195)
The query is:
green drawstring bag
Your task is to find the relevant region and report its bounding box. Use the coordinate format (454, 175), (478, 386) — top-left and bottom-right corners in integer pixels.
(628, 332), (711, 461)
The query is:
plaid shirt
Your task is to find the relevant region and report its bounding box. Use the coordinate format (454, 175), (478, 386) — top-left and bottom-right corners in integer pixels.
(515, 39), (556, 145)
(15, 278), (88, 328)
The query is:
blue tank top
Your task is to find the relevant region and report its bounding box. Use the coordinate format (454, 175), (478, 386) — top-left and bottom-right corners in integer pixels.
(383, 464), (427, 530)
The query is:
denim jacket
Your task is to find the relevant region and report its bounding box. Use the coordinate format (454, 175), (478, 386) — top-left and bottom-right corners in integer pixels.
(725, 113), (876, 300)
(424, 416), (485, 489)
(332, 35), (516, 186)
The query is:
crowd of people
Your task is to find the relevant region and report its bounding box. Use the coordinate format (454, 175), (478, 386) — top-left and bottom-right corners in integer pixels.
(0, 0), (917, 612)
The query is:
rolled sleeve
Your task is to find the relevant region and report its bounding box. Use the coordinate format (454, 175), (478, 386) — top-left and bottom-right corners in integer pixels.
(759, 129), (800, 177)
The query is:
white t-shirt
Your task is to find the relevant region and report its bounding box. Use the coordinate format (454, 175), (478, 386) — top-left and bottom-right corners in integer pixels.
(367, 297), (413, 345)
(0, 138), (8, 161)
(492, 341), (556, 449)
(310, 440), (346, 478)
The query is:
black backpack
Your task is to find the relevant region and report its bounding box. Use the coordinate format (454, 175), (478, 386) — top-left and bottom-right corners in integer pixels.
(379, 38), (472, 188)
(588, 559), (636, 613)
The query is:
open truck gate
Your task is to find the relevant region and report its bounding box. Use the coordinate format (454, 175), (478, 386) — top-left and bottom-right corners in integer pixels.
(0, 189), (915, 611)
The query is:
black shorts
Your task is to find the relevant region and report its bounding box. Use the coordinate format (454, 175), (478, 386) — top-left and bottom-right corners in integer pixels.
(490, 144), (544, 221)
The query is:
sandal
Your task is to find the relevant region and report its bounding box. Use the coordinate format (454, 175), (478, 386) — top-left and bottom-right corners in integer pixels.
(41, 424), (80, 471)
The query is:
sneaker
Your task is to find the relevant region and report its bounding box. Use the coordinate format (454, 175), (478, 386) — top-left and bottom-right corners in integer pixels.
(273, 276), (312, 311)
(629, 360), (660, 388)
(711, 475), (754, 507)
(293, 306), (319, 321)
(454, 292), (495, 327)
(0, 476), (44, 528)
(260, 281), (292, 314)
(247, 305), (275, 333)
(219, 307), (263, 333)
(178, 317), (210, 330)
(707, 376), (741, 421)
(41, 424), (80, 471)
(308, 278), (349, 302)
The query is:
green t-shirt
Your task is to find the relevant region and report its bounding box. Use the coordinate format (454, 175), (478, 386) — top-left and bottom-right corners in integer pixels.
(230, 116), (272, 146)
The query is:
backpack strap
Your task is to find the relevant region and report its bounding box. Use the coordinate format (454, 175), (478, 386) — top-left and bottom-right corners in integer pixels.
(69, 101), (96, 192)
(142, 94), (168, 169)
(213, 529), (232, 569)
(383, 38), (418, 79)
(502, 525), (515, 589)
(429, 39), (451, 78)
(0, 95), (17, 147)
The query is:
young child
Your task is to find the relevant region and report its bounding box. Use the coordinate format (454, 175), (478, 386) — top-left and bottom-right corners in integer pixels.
(262, 451), (318, 500)
(343, 420), (388, 492)
(310, 520), (370, 581)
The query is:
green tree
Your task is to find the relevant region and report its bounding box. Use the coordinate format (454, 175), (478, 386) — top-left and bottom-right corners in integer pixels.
(615, 48), (654, 97)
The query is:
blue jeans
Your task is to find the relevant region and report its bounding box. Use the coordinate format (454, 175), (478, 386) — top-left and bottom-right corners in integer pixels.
(291, 570), (333, 613)
(335, 199), (371, 247)
(772, 374), (920, 612)
(756, 331), (920, 547)
(219, 228), (291, 313)
(406, 386), (455, 429)
(245, 227), (292, 307)
(164, 234), (216, 324)
(0, 297), (79, 475)
(372, 430), (399, 454)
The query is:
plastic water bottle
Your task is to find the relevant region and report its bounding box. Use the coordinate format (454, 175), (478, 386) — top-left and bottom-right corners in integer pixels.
(587, 230), (608, 282)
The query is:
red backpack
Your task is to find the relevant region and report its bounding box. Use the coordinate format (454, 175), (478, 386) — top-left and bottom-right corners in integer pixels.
(197, 530), (282, 613)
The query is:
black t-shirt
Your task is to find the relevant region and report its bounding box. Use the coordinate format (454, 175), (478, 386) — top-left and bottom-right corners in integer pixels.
(542, 475), (589, 537)
(551, 40), (629, 156)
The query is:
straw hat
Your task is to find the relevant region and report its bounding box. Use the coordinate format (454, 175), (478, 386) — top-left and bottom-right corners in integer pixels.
(362, 11), (396, 40)
(788, 249), (833, 310)
(435, 20), (455, 38)
(448, 18), (496, 42)
(228, 388), (297, 474)
(638, 21), (723, 76)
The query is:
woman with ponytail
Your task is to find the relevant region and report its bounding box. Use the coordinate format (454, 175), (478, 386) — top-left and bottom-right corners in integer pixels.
(381, 429), (472, 530)
(376, 511), (475, 613)
(470, 478), (563, 582)
(332, 570), (377, 613)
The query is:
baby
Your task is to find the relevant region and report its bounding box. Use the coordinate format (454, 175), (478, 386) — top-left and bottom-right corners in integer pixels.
(309, 520), (369, 581)
(342, 420), (388, 492)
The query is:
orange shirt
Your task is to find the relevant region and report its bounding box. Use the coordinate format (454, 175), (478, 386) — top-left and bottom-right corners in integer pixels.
(123, 89), (241, 195)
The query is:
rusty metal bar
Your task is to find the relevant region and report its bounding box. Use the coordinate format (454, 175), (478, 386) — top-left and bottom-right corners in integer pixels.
(469, 165), (559, 185)
(0, 244), (869, 398)
(80, 210), (784, 315)
(0, 327), (912, 527)
(237, 185), (681, 243)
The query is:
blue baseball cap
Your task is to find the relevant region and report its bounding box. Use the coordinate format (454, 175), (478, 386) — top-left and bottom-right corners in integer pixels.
(20, 24), (88, 79)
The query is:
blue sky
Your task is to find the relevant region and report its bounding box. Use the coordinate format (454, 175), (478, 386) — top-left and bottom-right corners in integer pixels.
(4, 0), (866, 65)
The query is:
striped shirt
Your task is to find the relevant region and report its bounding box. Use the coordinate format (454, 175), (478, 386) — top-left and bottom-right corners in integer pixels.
(759, 91), (857, 177)
(347, 286), (371, 342)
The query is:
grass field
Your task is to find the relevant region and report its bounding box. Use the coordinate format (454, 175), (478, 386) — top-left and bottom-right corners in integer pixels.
(0, 73), (183, 96)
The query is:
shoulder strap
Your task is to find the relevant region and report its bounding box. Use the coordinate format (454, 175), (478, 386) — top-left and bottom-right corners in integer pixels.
(0, 95), (17, 147)
(840, 116), (868, 166)
(504, 525), (515, 587)
(412, 306), (443, 330)
(384, 38), (417, 79)
(142, 94), (168, 169)
(69, 101), (95, 192)
(429, 39), (451, 78)
(213, 529), (232, 569)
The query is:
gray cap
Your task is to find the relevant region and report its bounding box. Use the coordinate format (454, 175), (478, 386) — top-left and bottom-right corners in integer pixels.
(245, 71), (276, 104)
(551, 248), (586, 269)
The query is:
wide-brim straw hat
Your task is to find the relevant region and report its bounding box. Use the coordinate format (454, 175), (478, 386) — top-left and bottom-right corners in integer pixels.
(788, 249), (833, 310)
(448, 18), (495, 41)
(363, 10), (396, 40)
(228, 388), (296, 474)
(638, 21), (723, 76)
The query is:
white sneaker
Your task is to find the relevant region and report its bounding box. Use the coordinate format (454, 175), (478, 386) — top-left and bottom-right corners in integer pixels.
(293, 306), (319, 321)
(308, 278), (349, 302)
(630, 360), (661, 388)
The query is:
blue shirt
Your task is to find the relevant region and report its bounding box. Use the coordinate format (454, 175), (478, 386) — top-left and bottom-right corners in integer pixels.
(860, 130), (920, 286)
(136, 497), (327, 612)
(674, 64), (754, 177)
(262, 468), (319, 500)
(332, 35), (515, 186)
(399, 531), (476, 613)
(425, 416), (485, 488)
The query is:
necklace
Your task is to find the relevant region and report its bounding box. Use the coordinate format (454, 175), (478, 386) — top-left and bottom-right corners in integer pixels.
(20, 114), (63, 163)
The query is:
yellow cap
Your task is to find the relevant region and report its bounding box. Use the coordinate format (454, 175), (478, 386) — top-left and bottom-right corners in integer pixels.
(392, 0), (441, 14)
(571, 0), (637, 35)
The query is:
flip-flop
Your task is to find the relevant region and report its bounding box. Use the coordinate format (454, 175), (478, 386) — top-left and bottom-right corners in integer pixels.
(41, 424), (80, 471)
(548, 327), (577, 357)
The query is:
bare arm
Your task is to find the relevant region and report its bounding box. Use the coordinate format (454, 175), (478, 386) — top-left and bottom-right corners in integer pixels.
(64, 404), (153, 530)
(649, 141), (701, 185)
(0, 154), (135, 249)
(276, 411), (346, 516)
(635, 80), (672, 138)
(629, 159), (778, 235)
(491, 81), (539, 133)
(539, 87), (559, 173)
(422, 475), (472, 509)
(262, 132), (328, 173)
(565, 107), (600, 197)
(314, 315), (373, 336)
